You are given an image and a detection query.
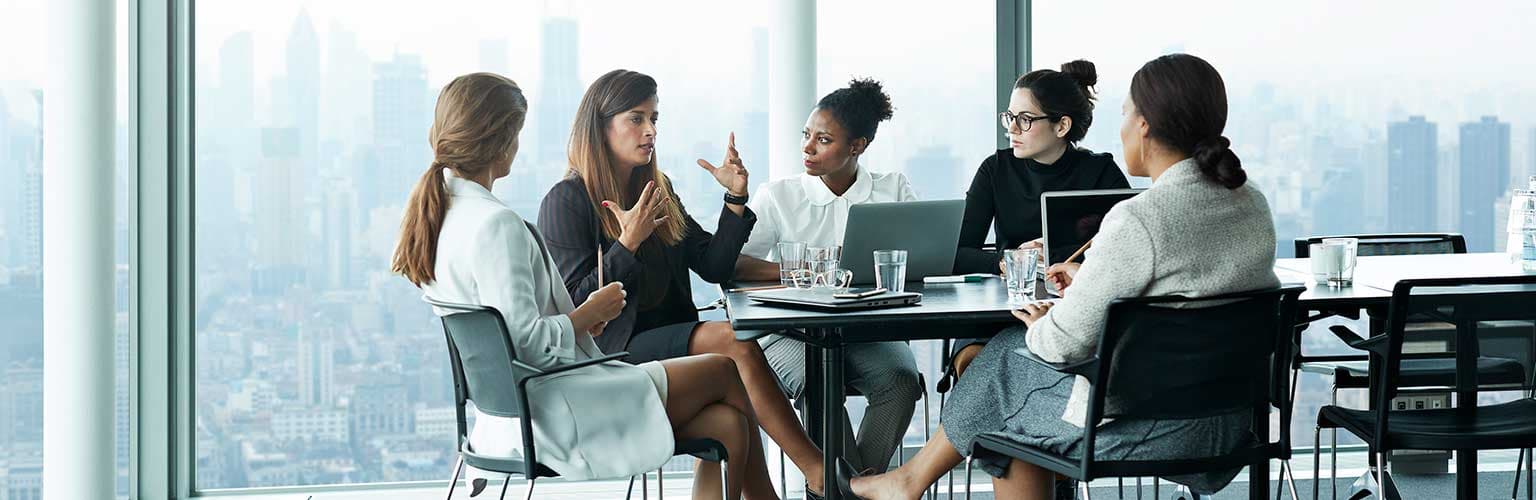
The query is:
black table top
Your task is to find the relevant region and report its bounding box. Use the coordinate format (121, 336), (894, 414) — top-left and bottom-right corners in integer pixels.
(724, 253), (1534, 336)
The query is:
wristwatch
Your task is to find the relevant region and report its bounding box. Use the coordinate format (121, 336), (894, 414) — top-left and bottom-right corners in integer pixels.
(724, 192), (749, 205)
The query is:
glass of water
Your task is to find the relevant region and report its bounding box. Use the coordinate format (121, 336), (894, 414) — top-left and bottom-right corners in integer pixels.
(806, 245), (844, 289)
(1320, 237), (1358, 287)
(873, 250), (908, 293)
(1003, 248), (1040, 304)
(776, 241), (807, 286)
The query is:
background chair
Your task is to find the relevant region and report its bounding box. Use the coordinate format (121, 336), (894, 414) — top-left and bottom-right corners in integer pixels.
(966, 285), (1305, 500)
(1314, 276), (1536, 500)
(1292, 233), (1531, 498)
(428, 297), (728, 500)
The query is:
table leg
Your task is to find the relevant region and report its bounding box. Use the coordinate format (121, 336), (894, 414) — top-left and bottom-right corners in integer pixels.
(1455, 319), (1478, 499)
(804, 339), (824, 454)
(822, 329), (847, 500)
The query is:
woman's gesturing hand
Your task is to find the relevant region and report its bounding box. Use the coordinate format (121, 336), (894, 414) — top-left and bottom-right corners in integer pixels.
(602, 181), (670, 252)
(697, 132), (749, 198)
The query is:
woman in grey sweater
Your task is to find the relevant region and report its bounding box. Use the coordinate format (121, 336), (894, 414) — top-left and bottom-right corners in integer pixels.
(841, 53), (1279, 500)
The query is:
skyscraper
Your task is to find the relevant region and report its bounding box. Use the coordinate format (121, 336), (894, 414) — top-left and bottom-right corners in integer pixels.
(537, 17), (580, 165)
(21, 91), (43, 274)
(1457, 116), (1511, 252)
(296, 326), (335, 407)
(1387, 116), (1438, 233)
(322, 22), (372, 149)
(283, 11), (321, 160)
(253, 127), (305, 293)
(371, 53), (430, 206)
(321, 178), (355, 290)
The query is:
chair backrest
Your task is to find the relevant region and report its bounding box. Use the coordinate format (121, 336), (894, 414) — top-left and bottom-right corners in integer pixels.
(1370, 276), (1536, 448)
(430, 298), (539, 419)
(1090, 286), (1303, 423)
(1293, 233), (1466, 258)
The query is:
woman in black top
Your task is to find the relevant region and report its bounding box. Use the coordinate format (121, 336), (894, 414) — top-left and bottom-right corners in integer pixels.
(948, 60), (1130, 376)
(538, 69), (827, 497)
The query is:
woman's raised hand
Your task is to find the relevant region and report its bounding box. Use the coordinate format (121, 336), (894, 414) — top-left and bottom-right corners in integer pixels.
(696, 132), (749, 197)
(602, 181), (670, 252)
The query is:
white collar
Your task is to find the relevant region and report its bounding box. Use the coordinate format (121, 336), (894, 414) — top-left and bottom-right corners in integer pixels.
(799, 166), (873, 206)
(443, 169), (504, 205)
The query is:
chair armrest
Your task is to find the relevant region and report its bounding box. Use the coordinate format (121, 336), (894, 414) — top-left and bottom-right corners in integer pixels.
(526, 352), (631, 380)
(1329, 325), (1389, 355)
(1012, 347), (1099, 378)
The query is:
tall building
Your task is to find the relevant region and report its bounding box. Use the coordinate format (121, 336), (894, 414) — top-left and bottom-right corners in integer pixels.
(2, 363), (43, 448)
(321, 178), (355, 290)
(536, 17), (580, 165)
(1386, 116), (1438, 233)
(371, 53), (430, 207)
(21, 91), (43, 275)
(296, 326), (335, 407)
(322, 22), (372, 149)
(1457, 116), (1511, 252)
(253, 127), (305, 293)
(283, 11), (321, 160)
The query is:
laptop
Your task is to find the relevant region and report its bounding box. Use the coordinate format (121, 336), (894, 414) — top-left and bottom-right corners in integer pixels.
(1040, 189), (1143, 266)
(839, 199), (966, 285)
(1039, 189), (1143, 295)
(747, 287), (923, 311)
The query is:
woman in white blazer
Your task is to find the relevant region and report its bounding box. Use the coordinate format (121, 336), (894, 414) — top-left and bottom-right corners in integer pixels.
(391, 73), (777, 499)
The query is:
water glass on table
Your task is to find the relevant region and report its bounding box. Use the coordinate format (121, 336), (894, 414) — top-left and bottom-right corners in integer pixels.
(802, 245), (851, 290)
(1309, 238), (1358, 287)
(873, 250), (908, 293)
(1003, 248), (1040, 304)
(776, 241), (807, 287)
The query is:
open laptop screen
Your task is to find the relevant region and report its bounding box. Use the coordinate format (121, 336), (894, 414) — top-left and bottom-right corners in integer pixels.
(1040, 189), (1143, 265)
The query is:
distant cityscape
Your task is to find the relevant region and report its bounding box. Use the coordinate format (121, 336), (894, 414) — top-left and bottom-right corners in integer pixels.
(4, 9), (1536, 497)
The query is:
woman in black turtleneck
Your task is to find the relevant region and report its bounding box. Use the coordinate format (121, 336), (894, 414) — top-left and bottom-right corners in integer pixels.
(948, 60), (1129, 376)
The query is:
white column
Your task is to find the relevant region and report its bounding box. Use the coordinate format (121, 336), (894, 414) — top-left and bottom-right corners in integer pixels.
(43, 0), (116, 496)
(768, 0), (816, 182)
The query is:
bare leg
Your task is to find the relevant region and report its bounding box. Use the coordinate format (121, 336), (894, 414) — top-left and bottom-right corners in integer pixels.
(952, 344), (984, 377)
(850, 426), (964, 500)
(992, 458), (1053, 500)
(660, 354), (778, 499)
(690, 322), (825, 494)
(675, 403), (750, 500)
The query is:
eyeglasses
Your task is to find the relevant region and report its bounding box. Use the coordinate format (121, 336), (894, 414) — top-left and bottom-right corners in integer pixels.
(999, 110), (1058, 132)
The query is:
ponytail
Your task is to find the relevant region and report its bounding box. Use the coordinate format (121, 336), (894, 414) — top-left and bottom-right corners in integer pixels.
(1192, 136), (1246, 189)
(391, 161), (451, 286)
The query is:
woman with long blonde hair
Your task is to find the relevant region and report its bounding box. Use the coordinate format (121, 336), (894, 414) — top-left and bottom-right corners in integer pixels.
(393, 72), (770, 500)
(539, 69), (825, 498)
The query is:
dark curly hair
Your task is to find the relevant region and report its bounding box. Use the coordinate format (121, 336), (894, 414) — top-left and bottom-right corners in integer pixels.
(815, 77), (895, 143)
(1013, 59), (1098, 143)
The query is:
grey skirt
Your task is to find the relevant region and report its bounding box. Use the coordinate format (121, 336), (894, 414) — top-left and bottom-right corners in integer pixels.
(940, 325), (1254, 494)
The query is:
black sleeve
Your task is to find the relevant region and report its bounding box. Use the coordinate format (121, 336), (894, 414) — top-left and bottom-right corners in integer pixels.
(953, 155), (1001, 274)
(1096, 156), (1131, 189)
(677, 194), (758, 284)
(537, 179), (642, 306)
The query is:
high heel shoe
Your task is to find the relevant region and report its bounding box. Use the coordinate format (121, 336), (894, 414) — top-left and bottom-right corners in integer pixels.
(832, 458), (867, 500)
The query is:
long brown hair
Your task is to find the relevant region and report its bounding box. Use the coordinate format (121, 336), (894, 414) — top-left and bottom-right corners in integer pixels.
(567, 69), (685, 245)
(392, 72), (529, 286)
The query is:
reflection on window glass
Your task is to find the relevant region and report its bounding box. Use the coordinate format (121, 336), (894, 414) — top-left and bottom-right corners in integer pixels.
(194, 0), (768, 488)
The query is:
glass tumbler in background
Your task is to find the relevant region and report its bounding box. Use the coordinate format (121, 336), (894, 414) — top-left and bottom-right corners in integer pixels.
(873, 250), (908, 293)
(1003, 248), (1040, 304)
(776, 241), (807, 287)
(806, 245), (844, 288)
(1320, 237), (1358, 287)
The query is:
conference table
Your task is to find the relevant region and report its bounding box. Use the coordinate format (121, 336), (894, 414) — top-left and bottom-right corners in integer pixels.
(723, 252), (1533, 500)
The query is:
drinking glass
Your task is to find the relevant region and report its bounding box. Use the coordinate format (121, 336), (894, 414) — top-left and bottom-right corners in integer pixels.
(1003, 248), (1040, 304)
(776, 241), (807, 287)
(873, 250), (908, 293)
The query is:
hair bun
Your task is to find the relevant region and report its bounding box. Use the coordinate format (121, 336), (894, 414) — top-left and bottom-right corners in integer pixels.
(847, 77), (894, 122)
(1059, 60), (1098, 89)
(1192, 136), (1246, 189)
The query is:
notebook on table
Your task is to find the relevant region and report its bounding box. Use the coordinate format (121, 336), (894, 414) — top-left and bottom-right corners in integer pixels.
(746, 287), (922, 311)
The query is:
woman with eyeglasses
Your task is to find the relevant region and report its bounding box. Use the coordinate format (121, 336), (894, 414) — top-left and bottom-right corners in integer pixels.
(947, 60), (1130, 379)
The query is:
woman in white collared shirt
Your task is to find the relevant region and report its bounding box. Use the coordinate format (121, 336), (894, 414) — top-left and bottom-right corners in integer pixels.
(391, 73), (777, 499)
(734, 78), (924, 474)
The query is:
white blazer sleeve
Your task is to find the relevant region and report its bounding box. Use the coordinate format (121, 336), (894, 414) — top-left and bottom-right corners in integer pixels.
(473, 211), (579, 369)
(896, 173), (919, 201)
(739, 184), (780, 260)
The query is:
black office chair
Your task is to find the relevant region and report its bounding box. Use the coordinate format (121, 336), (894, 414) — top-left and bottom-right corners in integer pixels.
(1291, 233), (1531, 497)
(1314, 276), (1536, 500)
(964, 286), (1305, 500)
(427, 297), (729, 500)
